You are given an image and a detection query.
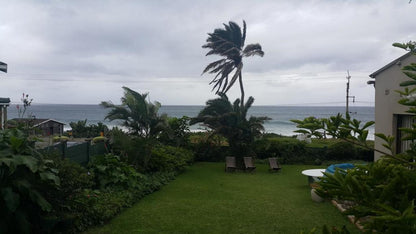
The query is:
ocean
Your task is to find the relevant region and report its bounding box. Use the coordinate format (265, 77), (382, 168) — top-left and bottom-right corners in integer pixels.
(6, 104), (375, 139)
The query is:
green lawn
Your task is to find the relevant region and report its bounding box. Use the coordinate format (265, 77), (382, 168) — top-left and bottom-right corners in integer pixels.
(85, 163), (359, 234)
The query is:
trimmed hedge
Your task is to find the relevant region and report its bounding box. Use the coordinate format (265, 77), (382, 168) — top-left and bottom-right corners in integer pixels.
(253, 137), (374, 164)
(191, 135), (374, 164)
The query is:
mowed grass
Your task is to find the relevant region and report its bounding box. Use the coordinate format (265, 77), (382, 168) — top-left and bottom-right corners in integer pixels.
(85, 162), (359, 234)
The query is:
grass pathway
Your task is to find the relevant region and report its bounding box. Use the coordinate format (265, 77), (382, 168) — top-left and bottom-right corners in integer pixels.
(86, 162), (359, 234)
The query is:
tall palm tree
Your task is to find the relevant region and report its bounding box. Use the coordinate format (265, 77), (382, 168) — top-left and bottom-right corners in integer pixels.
(100, 87), (167, 138)
(202, 20), (264, 107)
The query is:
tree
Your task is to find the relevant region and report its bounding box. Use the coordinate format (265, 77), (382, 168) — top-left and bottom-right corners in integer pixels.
(202, 20), (264, 108)
(100, 87), (167, 138)
(192, 93), (269, 162)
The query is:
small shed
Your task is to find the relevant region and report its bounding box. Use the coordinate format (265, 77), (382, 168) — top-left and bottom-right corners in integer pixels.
(0, 98), (11, 130)
(33, 119), (65, 136)
(10, 118), (65, 136)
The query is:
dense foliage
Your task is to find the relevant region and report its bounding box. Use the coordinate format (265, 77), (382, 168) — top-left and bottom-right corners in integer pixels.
(69, 120), (109, 138)
(0, 128), (60, 233)
(192, 94), (269, 166)
(101, 87), (168, 138)
(0, 115), (194, 233)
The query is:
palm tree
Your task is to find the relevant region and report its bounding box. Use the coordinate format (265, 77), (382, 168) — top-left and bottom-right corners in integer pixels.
(100, 87), (167, 138)
(192, 93), (269, 158)
(202, 20), (264, 108)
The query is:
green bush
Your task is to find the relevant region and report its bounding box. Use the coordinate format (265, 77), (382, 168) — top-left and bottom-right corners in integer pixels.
(317, 159), (416, 233)
(0, 128), (60, 233)
(326, 141), (373, 161)
(325, 142), (356, 161)
(147, 145), (194, 172)
(89, 154), (145, 191)
(253, 137), (309, 164)
(253, 137), (373, 164)
(189, 133), (229, 162)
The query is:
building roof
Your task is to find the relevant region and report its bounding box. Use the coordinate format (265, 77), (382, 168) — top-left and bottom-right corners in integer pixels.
(0, 97), (11, 105)
(369, 52), (413, 78)
(10, 118), (66, 126)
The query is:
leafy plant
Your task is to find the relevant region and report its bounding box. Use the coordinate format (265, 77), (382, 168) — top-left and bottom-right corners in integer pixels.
(147, 145), (194, 172)
(88, 154), (145, 191)
(69, 119), (109, 138)
(101, 87), (168, 138)
(159, 116), (191, 147)
(0, 128), (60, 233)
(291, 116), (325, 138)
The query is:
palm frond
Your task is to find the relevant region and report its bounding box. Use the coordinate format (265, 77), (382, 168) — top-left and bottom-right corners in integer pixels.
(241, 20), (246, 48)
(243, 43), (264, 57)
(224, 64), (243, 93)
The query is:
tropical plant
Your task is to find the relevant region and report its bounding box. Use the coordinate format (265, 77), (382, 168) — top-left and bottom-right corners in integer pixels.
(202, 20), (264, 107)
(0, 128), (60, 233)
(324, 113), (351, 139)
(291, 116), (325, 138)
(89, 154), (145, 191)
(191, 93), (269, 162)
(100, 87), (167, 138)
(159, 116), (191, 147)
(69, 120), (109, 138)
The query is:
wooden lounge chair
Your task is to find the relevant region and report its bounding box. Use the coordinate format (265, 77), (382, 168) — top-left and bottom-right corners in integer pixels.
(243, 157), (256, 172)
(225, 156), (237, 172)
(268, 157), (282, 172)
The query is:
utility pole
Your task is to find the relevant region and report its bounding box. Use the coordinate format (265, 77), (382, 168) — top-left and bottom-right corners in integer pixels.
(346, 70), (355, 114)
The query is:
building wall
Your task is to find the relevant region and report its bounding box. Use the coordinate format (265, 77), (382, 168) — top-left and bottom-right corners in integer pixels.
(374, 54), (416, 160)
(38, 121), (64, 136)
(0, 105), (7, 129)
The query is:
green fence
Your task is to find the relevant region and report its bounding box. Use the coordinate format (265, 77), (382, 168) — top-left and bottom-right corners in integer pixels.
(42, 141), (108, 166)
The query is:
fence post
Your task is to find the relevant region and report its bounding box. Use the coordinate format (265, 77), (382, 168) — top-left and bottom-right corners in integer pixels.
(62, 141), (67, 159)
(86, 139), (92, 164)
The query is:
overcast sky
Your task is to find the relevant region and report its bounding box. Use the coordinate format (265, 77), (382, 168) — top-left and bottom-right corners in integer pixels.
(0, 0), (415, 106)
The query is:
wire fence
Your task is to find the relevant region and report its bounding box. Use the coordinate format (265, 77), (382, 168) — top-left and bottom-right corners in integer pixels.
(41, 141), (108, 166)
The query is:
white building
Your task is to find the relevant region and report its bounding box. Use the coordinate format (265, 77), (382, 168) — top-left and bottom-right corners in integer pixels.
(369, 52), (416, 160)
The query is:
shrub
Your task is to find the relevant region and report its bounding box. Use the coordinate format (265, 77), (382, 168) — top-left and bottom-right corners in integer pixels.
(189, 133), (229, 162)
(253, 137), (373, 164)
(88, 154), (145, 191)
(317, 159), (416, 233)
(147, 145), (194, 172)
(325, 142), (356, 161)
(0, 128), (60, 233)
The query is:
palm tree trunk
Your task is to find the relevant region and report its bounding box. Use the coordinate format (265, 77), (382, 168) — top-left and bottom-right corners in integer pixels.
(238, 71), (244, 108)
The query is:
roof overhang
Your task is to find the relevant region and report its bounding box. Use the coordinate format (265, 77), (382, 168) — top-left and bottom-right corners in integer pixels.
(0, 61), (7, 73)
(33, 119), (66, 127)
(369, 52), (413, 78)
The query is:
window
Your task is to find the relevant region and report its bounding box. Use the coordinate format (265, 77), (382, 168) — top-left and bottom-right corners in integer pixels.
(396, 114), (416, 153)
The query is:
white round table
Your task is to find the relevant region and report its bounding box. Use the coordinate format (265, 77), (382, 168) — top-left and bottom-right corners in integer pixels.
(301, 169), (326, 184)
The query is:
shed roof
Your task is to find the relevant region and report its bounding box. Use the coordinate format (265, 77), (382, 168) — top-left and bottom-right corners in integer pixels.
(10, 118), (66, 126)
(0, 98), (11, 105)
(369, 52), (413, 78)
